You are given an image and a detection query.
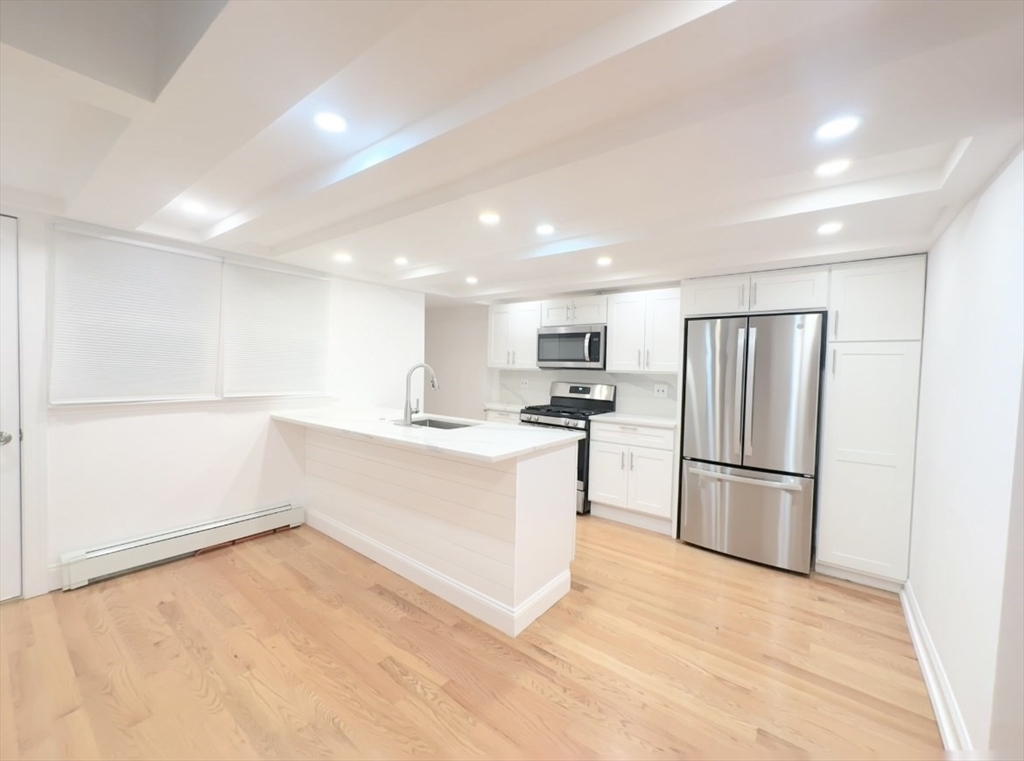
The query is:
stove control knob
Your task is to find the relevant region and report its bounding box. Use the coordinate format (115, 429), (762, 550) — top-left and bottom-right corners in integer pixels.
(530, 415), (538, 422)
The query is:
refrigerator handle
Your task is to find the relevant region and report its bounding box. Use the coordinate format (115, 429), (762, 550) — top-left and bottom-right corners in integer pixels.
(744, 327), (757, 456)
(689, 466), (803, 492)
(734, 329), (745, 455)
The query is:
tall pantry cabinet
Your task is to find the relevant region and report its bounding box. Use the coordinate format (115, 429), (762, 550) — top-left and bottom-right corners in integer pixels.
(815, 255), (926, 586)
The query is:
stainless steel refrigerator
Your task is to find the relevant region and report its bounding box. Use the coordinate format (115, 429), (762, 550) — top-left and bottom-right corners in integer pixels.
(681, 313), (824, 573)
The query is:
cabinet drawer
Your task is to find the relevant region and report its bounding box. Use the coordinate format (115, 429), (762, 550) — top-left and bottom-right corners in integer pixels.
(485, 410), (521, 423)
(590, 423), (674, 451)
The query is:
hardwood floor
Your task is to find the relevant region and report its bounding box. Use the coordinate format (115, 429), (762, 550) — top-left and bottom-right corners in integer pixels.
(0, 517), (941, 760)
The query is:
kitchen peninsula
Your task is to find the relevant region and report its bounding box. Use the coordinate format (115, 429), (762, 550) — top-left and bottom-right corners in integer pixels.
(272, 409), (583, 635)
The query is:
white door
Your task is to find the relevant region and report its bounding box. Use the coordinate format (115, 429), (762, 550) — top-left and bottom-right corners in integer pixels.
(829, 256), (926, 342)
(681, 274), (750, 316)
(540, 299), (573, 327)
(644, 289), (681, 372)
(626, 446), (674, 517)
(750, 267), (829, 312)
(487, 306), (510, 367)
(0, 215), (21, 601)
(571, 295), (608, 325)
(816, 341), (922, 581)
(605, 292), (647, 372)
(509, 302), (540, 368)
(588, 441), (629, 508)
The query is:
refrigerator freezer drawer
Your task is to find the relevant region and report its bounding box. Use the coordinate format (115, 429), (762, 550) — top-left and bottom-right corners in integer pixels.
(682, 463), (814, 573)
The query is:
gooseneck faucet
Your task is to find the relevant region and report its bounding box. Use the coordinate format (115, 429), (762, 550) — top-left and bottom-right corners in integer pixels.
(402, 363), (439, 426)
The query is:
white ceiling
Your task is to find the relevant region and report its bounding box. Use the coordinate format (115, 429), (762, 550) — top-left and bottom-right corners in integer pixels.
(1, 0), (1021, 303)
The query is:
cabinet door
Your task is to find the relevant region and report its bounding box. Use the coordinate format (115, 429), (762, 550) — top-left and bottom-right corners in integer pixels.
(626, 446), (674, 518)
(829, 256), (925, 341)
(644, 288), (681, 372)
(588, 441), (629, 508)
(606, 292), (647, 372)
(816, 341), (921, 581)
(572, 295), (608, 325)
(487, 307), (510, 368)
(509, 302), (541, 368)
(540, 299), (573, 327)
(750, 267), (828, 312)
(682, 275), (750, 316)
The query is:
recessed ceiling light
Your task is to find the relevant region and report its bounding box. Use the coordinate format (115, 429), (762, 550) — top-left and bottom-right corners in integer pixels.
(394, 256), (408, 266)
(815, 116), (861, 141)
(815, 158), (851, 177)
(817, 222), (843, 235)
(536, 223), (555, 236)
(333, 252), (353, 263)
(596, 256), (613, 267)
(181, 200), (207, 216)
(478, 211), (500, 226)
(466, 276), (478, 285)
(315, 112), (347, 133)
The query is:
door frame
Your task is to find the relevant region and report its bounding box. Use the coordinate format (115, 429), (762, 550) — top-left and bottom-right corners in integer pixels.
(0, 209), (50, 597)
(0, 214), (22, 600)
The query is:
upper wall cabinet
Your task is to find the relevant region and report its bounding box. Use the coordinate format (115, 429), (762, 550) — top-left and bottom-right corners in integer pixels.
(488, 302), (541, 369)
(682, 268), (830, 316)
(681, 274), (750, 316)
(749, 267), (829, 312)
(829, 256), (926, 342)
(606, 288), (680, 373)
(540, 295), (608, 327)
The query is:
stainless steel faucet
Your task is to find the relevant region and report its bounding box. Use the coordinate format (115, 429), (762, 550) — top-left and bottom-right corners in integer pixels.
(401, 363), (439, 426)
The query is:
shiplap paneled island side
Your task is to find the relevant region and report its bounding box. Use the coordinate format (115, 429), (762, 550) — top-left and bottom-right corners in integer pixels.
(271, 409), (583, 635)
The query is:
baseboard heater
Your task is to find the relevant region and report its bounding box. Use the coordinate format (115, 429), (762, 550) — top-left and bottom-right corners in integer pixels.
(60, 504), (304, 590)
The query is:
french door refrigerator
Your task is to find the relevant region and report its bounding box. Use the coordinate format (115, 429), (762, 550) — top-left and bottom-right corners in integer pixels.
(681, 313), (824, 573)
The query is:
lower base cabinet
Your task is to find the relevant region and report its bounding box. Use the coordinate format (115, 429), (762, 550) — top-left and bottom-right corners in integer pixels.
(589, 424), (675, 519)
(484, 409), (521, 424)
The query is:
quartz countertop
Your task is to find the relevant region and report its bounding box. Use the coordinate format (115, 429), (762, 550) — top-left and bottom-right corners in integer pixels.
(272, 407), (583, 463)
(590, 412), (678, 429)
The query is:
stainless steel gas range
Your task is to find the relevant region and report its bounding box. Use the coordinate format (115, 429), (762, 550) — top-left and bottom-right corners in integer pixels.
(519, 382), (616, 514)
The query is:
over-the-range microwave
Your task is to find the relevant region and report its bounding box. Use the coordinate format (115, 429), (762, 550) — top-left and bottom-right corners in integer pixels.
(537, 324), (606, 370)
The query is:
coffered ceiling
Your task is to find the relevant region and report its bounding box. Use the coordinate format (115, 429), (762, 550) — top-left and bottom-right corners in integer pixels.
(1, 0), (1021, 302)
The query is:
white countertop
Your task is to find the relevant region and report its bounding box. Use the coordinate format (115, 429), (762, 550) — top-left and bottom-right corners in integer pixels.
(272, 408), (583, 463)
(591, 411), (678, 429)
(483, 401), (523, 413)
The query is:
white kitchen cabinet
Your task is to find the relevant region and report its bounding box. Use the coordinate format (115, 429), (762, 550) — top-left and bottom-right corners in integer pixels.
(626, 446), (674, 518)
(540, 295), (608, 327)
(606, 288), (680, 373)
(750, 267), (829, 312)
(485, 410), (521, 424)
(589, 422), (675, 519)
(829, 256), (926, 341)
(488, 302), (541, 369)
(681, 274), (750, 316)
(816, 341), (922, 583)
(588, 441), (629, 508)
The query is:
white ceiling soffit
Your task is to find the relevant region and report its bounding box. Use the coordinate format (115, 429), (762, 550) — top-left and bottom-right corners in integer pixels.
(0, 0), (1021, 302)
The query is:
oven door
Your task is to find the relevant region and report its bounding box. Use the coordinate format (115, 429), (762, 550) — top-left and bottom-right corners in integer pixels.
(537, 324), (606, 369)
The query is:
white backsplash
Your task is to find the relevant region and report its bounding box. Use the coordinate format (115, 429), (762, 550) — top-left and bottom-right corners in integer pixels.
(493, 369), (678, 418)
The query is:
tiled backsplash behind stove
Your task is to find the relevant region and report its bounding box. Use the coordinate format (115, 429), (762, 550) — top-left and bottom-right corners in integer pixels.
(494, 369), (677, 418)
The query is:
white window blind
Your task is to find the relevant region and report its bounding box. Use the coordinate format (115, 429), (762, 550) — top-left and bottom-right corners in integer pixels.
(221, 263), (329, 397)
(50, 230), (223, 404)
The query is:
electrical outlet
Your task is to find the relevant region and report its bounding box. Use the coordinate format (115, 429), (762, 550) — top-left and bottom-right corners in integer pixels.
(653, 383), (669, 398)
(519, 379), (530, 389)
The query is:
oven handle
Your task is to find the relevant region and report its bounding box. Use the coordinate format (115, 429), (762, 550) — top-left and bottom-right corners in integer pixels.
(583, 332), (591, 362)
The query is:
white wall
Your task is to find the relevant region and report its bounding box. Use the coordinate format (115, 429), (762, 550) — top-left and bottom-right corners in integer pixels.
(909, 150), (1024, 750)
(424, 305), (490, 419)
(989, 383), (1023, 756)
(8, 210), (425, 590)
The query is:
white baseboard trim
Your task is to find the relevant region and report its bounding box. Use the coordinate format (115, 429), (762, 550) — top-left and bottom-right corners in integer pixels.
(900, 580), (971, 751)
(590, 503), (674, 536)
(306, 509), (569, 637)
(815, 562), (904, 593)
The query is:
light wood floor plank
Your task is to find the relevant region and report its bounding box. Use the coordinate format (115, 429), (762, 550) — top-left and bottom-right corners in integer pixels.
(0, 517), (942, 759)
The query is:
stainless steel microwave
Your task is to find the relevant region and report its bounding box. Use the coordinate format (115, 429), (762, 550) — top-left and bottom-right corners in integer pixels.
(537, 325), (607, 370)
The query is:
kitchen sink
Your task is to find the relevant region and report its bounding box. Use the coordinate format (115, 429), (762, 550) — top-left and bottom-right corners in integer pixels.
(406, 418), (478, 430)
